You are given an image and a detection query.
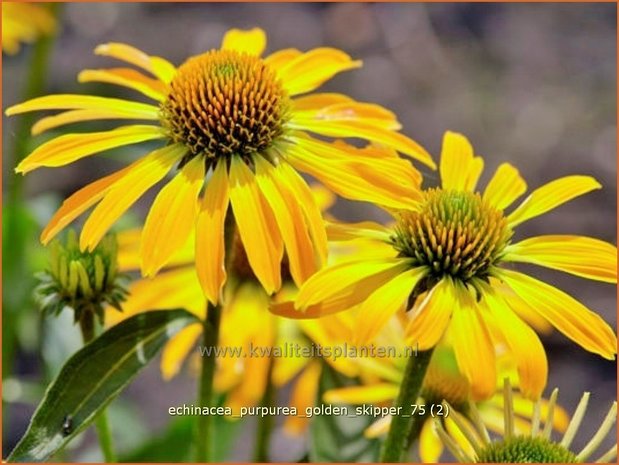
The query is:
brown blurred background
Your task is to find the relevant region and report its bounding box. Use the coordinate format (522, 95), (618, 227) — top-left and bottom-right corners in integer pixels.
(3, 3), (616, 461)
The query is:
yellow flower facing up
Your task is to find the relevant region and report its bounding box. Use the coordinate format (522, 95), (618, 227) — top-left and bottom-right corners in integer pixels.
(322, 322), (569, 463)
(2, 2), (56, 55)
(435, 380), (617, 463)
(278, 131), (617, 401)
(6, 28), (435, 303)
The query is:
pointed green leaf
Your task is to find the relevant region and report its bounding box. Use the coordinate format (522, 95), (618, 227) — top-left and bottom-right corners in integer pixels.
(7, 309), (200, 462)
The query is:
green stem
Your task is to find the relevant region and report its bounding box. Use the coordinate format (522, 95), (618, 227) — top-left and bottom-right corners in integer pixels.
(380, 348), (435, 463)
(3, 3), (61, 427)
(194, 301), (222, 462)
(253, 356), (275, 462)
(79, 311), (117, 463)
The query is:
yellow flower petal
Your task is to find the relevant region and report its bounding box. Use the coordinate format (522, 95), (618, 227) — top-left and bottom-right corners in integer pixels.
(5, 94), (159, 117)
(283, 360), (322, 436)
(40, 164), (132, 245)
(117, 228), (195, 272)
(106, 267), (205, 326)
(296, 257), (410, 309)
(406, 279), (455, 350)
(507, 175), (601, 227)
(94, 42), (176, 83)
(78, 68), (168, 101)
(161, 323), (202, 380)
(483, 163), (527, 210)
(439, 131), (483, 191)
(220, 27), (267, 56)
(16, 125), (165, 174)
(354, 267), (427, 345)
(264, 48), (302, 73)
(229, 156), (283, 294)
(504, 235), (617, 283)
(31, 109), (159, 136)
(324, 384), (399, 404)
(272, 355), (307, 387)
(292, 94), (401, 130)
(450, 284), (496, 400)
(419, 418), (443, 463)
(483, 292), (547, 400)
(255, 157), (317, 286)
(365, 416), (392, 439)
(290, 119), (435, 168)
(277, 162), (328, 265)
(141, 155), (205, 276)
(499, 269), (617, 360)
(275, 47), (362, 96)
(286, 138), (421, 209)
(326, 220), (391, 242)
(79, 144), (184, 251)
(196, 160), (230, 304)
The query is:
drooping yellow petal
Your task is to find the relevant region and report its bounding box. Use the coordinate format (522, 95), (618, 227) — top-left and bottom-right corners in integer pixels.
(31, 109), (159, 136)
(365, 417), (392, 439)
(483, 163), (527, 210)
(354, 267), (427, 345)
(196, 160), (229, 304)
(483, 292), (547, 400)
(286, 138), (421, 210)
(94, 42), (176, 83)
(504, 235), (617, 283)
(40, 164), (132, 245)
(296, 257), (410, 309)
(255, 157), (317, 286)
(406, 279), (455, 350)
(5, 94), (159, 117)
(220, 27), (267, 56)
(283, 361), (322, 436)
(79, 144), (184, 251)
(450, 284), (496, 400)
(499, 269), (617, 360)
(141, 155), (205, 276)
(493, 280), (553, 334)
(419, 417), (444, 463)
(78, 68), (168, 101)
(229, 156), (283, 294)
(161, 324), (202, 380)
(507, 176), (602, 227)
(439, 131), (483, 191)
(16, 125), (166, 174)
(323, 384), (399, 404)
(277, 162), (328, 265)
(275, 48), (362, 96)
(289, 119), (435, 168)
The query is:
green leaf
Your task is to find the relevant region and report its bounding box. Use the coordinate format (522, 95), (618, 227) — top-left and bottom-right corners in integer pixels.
(309, 363), (381, 462)
(7, 309), (200, 462)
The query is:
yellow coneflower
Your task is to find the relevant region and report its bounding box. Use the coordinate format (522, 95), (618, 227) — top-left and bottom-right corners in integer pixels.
(435, 380), (617, 463)
(6, 28), (434, 303)
(322, 323), (569, 462)
(2, 2), (56, 55)
(277, 131), (617, 401)
(107, 188), (358, 432)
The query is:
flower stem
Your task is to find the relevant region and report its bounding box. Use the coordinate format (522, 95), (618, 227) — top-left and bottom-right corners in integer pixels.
(79, 311), (117, 463)
(380, 348), (435, 463)
(253, 356), (275, 462)
(3, 2), (61, 429)
(195, 301), (222, 462)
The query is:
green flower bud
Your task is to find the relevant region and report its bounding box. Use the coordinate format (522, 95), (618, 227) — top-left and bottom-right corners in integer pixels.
(35, 230), (129, 325)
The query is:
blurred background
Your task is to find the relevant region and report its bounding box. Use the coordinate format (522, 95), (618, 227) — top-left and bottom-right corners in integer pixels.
(2, 2), (616, 462)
